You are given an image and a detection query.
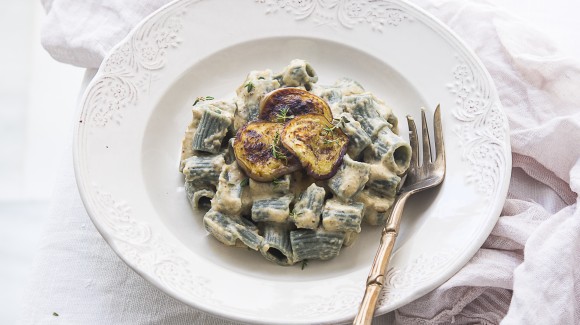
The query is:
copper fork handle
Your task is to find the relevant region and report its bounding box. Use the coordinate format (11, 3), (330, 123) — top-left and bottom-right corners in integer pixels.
(353, 193), (410, 325)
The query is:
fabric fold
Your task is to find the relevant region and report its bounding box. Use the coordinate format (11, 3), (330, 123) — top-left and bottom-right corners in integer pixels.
(28, 0), (580, 324)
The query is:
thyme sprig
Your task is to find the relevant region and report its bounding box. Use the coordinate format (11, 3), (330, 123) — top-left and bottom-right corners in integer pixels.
(301, 259), (309, 270)
(321, 118), (342, 136)
(192, 96), (214, 106)
(289, 211), (303, 219)
(321, 124), (337, 136)
(323, 138), (339, 145)
(271, 131), (287, 162)
(272, 178), (284, 185)
(275, 106), (294, 122)
(245, 81), (254, 93)
(320, 118), (342, 146)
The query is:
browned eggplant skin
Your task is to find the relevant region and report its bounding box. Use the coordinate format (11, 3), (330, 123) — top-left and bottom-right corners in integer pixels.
(233, 122), (301, 182)
(280, 114), (348, 180)
(259, 88), (333, 123)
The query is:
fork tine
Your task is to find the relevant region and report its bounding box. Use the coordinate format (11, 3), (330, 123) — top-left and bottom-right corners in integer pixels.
(406, 115), (419, 168)
(433, 104), (445, 163)
(421, 108), (432, 165)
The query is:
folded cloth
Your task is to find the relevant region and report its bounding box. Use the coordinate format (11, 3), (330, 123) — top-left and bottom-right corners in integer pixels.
(27, 0), (579, 324)
(41, 0), (171, 68)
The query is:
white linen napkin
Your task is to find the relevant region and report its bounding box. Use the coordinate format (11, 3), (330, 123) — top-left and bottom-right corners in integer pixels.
(26, 0), (580, 324)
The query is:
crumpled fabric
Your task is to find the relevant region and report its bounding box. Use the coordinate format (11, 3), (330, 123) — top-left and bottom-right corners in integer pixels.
(28, 0), (580, 324)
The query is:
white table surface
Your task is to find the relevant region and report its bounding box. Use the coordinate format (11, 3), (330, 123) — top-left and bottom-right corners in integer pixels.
(1, 1), (579, 324)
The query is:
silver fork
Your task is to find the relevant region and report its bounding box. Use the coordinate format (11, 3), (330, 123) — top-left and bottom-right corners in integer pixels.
(353, 105), (446, 325)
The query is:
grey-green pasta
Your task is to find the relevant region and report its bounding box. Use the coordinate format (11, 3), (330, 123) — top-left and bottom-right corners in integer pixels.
(332, 78), (365, 96)
(312, 87), (342, 105)
(182, 154), (224, 185)
(364, 127), (411, 175)
(337, 113), (372, 158)
(339, 93), (390, 139)
(342, 231), (359, 247)
(290, 228), (345, 261)
(249, 174), (291, 197)
(203, 209), (263, 250)
(192, 105), (233, 153)
(327, 155), (371, 201)
(234, 70), (280, 130)
(212, 163), (245, 216)
(260, 223), (294, 266)
(275, 59), (318, 91)
(355, 189), (395, 226)
(223, 138), (237, 165)
(291, 183), (326, 229)
(185, 181), (214, 209)
(251, 194), (293, 223)
(321, 199), (365, 233)
(365, 163), (401, 198)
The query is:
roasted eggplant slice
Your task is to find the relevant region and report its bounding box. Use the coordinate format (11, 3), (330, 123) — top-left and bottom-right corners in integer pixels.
(234, 121), (301, 181)
(259, 88), (333, 123)
(281, 114), (348, 180)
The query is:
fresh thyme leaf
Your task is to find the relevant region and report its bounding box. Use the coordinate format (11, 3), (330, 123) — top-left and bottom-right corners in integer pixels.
(323, 138), (339, 145)
(321, 123), (338, 137)
(275, 106), (294, 122)
(52, 312), (59, 317)
(245, 82), (254, 93)
(272, 178), (283, 185)
(192, 96), (214, 106)
(240, 178), (249, 187)
(271, 131), (287, 161)
(289, 211), (303, 219)
(301, 259), (308, 270)
(258, 76), (266, 80)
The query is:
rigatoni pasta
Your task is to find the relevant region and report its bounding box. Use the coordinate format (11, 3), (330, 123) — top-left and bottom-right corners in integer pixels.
(180, 60), (411, 266)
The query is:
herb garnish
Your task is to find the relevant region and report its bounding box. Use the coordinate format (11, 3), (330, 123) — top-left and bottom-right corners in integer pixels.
(275, 107), (294, 122)
(52, 312), (59, 317)
(271, 131), (287, 162)
(192, 96), (215, 106)
(289, 211), (303, 219)
(323, 138), (339, 145)
(301, 259), (308, 270)
(272, 178), (283, 185)
(321, 122), (339, 137)
(244, 82), (254, 93)
(240, 178), (249, 187)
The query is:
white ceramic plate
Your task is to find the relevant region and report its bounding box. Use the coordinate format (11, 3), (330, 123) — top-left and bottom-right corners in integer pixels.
(74, 0), (511, 324)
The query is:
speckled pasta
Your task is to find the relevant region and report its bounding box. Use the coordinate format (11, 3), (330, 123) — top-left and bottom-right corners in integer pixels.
(203, 209), (263, 251)
(182, 154), (224, 185)
(327, 155), (371, 201)
(339, 93), (411, 175)
(291, 183), (325, 229)
(192, 105), (233, 153)
(212, 163), (245, 216)
(275, 59), (318, 90)
(251, 194), (293, 223)
(260, 222), (294, 266)
(321, 199), (365, 233)
(185, 181), (214, 209)
(290, 229), (345, 261)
